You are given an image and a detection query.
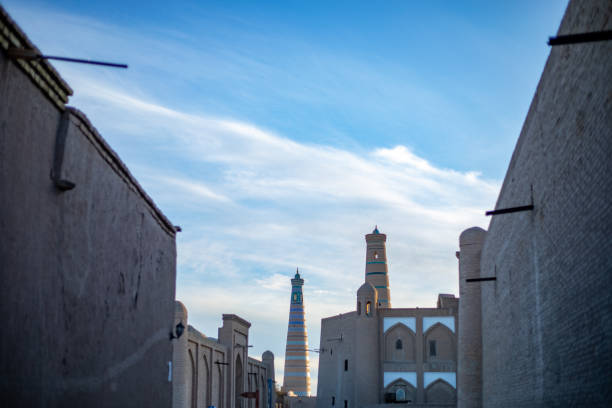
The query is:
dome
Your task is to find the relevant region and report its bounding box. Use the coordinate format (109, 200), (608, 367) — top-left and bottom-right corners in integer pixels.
(357, 281), (376, 297)
(175, 300), (188, 320)
(459, 226), (487, 246)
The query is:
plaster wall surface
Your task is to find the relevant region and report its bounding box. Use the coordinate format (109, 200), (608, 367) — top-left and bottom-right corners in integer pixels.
(456, 228), (485, 408)
(0, 33), (177, 408)
(478, 1), (612, 406)
(287, 396), (317, 408)
(316, 312), (356, 408)
(173, 302), (191, 408)
(354, 305), (380, 406)
(218, 314), (251, 408)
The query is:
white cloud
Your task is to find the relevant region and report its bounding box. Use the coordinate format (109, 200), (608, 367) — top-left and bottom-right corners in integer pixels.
(5, 4), (502, 392)
(158, 175), (232, 203)
(70, 79), (499, 389)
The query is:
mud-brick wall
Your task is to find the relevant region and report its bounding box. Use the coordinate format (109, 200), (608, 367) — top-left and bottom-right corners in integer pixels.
(479, 0), (612, 406)
(0, 15), (177, 407)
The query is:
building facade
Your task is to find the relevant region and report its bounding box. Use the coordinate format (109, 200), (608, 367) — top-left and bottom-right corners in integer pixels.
(173, 301), (276, 408)
(282, 270), (312, 396)
(0, 6), (177, 407)
(316, 229), (458, 408)
(456, 1), (612, 407)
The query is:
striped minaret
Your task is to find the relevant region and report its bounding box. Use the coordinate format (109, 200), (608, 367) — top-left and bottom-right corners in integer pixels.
(282, 269), (311, 396)
(365, 226), (391, 307)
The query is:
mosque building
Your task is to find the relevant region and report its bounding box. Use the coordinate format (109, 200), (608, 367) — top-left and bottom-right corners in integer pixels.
(282, 269), (312, 397)
(316, 228), (458, 407)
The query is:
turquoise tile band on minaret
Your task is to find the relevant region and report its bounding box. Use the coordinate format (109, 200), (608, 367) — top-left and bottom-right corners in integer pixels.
(282, 268), (311, 396)
(364, 226), (392, 307)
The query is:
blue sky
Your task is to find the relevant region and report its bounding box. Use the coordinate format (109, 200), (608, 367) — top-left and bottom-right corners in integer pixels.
(3, 0), (568, 393)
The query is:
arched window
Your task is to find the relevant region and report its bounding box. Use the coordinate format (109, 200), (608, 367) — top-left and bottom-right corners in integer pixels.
(366, 301), (372, 316)
(396, 388), (406, 402)
(357, 301), (361, 315)
(429, 340), (437, 356)
(395, 339), (403, 350)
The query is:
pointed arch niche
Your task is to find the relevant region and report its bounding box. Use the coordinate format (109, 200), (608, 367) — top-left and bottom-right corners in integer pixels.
(424, 373), (456, 404)
(188, 349), (196, 408)
(384, 323), (415, 361)
(423, 322), (456, 362)
(384, 378), (416, 403)
(235, 354), (243, 408)
(200, 354), (210, 408)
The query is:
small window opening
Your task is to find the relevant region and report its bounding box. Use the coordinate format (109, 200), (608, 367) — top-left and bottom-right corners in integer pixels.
(366, 301), (371, 316)
(357, 301), (361, 315)
(330, 348), (333, 356)
(374, 252), (379, 259)
(395, 339), (403, 350)
(344, 400), (347, 408)
(293, 293), (297, 301)
(344, 359), (348, 371)
(429, 340), (437, 357)
(332, 397), (335, 406)
(396, 388), (405, 402)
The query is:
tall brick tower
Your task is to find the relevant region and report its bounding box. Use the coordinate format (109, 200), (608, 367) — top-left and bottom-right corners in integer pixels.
(282, 269), (311, 396)
(365, 226), (391, 307)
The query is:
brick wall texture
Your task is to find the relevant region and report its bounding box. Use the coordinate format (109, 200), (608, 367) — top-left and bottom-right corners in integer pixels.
(478, 0), (612, 406)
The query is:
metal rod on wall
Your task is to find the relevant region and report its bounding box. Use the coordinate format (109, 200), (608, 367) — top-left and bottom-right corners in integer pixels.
(548, 30), (612, 46)
(466, 277), (497, 283)
(7, 47), (128, 68)
(485, 204), (534, 216)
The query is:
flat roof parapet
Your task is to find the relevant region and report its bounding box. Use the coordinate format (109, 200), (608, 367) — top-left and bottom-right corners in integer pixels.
(67, 107), (176, 236)
(222, 314), (252, 328)
(0, 4), (73, 109)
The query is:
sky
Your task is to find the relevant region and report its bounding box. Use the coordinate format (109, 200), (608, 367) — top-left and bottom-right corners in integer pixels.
(3, 0), (568, 393)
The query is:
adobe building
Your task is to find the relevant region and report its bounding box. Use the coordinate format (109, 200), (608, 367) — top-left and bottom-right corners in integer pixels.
(0, 5), (176, 407)
(456, 0), (612, 407)
(172, 301), (276, 408)
(316, 228), (458, 408)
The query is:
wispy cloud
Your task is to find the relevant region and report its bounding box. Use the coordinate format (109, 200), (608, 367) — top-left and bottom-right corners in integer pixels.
(158, 175), (232, 203)
(65, 77), (499, 391)
(74, 77), (499, 393)
(4, 2), (504, 392)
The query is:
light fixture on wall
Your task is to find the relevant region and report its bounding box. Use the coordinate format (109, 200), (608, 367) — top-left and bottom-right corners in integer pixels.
(169, 321), (185, 340)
